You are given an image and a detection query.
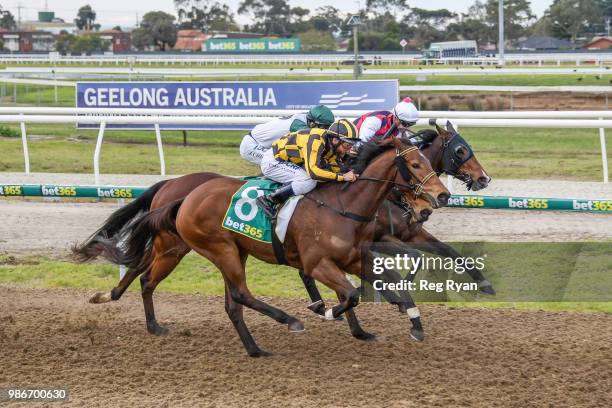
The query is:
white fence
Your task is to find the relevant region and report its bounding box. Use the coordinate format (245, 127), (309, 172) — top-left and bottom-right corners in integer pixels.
(0, 108), (609, 184)
(2, 52), (612, 66)
(2, 66), (612, 79)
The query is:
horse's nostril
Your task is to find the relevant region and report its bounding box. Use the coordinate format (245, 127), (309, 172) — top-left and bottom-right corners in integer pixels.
(420, 209), (432, 220)
(478, 176), (489, 185)
(437, 193), (450, 207)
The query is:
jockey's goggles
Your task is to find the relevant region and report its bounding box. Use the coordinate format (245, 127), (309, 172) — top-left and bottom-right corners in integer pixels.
(399, 119), (417, 127)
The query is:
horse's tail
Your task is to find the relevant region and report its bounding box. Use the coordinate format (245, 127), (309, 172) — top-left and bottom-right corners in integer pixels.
(114, 198), (185, 273)
(71, 179), (169, 263)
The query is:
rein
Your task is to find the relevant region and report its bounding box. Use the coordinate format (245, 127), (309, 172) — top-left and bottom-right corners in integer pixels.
(303, 145), (437, 223)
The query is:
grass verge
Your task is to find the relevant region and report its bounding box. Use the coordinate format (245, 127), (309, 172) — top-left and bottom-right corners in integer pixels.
(0, 254), (608, 314)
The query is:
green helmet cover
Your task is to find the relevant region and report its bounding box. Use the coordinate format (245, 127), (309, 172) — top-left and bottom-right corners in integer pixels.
(306, 105), (335, 126)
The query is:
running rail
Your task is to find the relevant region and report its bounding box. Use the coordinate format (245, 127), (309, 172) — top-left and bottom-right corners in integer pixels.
(1, 183), (610, 213)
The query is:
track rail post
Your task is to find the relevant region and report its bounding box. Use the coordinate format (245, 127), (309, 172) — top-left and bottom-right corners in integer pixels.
(600, 118), (609, 183)
(94, 121), (106, 185)
(154, 123), (166, 176)
(19, 114), (30, 175)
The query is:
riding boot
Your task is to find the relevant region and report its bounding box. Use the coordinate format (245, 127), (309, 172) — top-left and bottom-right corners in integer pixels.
(256, 184), (295, 219)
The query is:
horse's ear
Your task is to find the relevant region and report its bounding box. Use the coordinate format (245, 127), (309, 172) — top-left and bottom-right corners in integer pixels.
(435, 123), (448, 137)
(446, 121), (457, 134)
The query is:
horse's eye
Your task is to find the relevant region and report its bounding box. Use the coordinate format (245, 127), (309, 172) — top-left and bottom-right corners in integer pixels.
(411, 163), (421, 169)
(455, 146), (466, 157)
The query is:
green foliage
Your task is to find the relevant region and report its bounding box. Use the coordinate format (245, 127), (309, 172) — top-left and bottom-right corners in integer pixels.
(74, 4), (100, 31)
(298, 30), (337, 52)
(0, 6), (16, 30)
(545, 0), (602, 42)
(135, 11), (177, 51)
(175, 0), (239, 31)
(0, 125), (18, 137)
(53, 31), (108, 55)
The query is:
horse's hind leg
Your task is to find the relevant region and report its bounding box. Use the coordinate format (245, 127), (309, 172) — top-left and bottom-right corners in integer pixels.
(223, 281), (270, 358)
(89, 265), (142, 304)
(140, 233), (189, 335)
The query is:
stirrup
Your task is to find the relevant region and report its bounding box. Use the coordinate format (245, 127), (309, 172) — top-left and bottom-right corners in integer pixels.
(256, 195), (277, 219)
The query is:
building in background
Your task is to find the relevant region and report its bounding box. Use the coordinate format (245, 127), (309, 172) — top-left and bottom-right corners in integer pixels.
(98, 29), (131, 53)
(0, 30), (55, 52)
(174, 30), (209, 52)
(516, 36), (574, 51)
(18, 11), (77, 35)
(583, 36), (612, 49)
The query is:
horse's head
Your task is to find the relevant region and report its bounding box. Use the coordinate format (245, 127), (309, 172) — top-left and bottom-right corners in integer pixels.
(387, 187), (434, 223)
(390, 136), (450, 209)
(434, 121), (491, 191)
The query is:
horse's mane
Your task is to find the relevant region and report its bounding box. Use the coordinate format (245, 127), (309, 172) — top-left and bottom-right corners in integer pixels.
(409, 129), (438, 149)
(350, 141), (393, 174)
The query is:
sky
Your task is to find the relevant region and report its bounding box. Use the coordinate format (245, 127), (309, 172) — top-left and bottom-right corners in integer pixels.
(7, 0), (556, 30)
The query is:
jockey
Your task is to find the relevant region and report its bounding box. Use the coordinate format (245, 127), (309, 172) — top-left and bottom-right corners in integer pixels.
(239, 105), (335, 165)
(257, 119), (360, 218)
(354, 97), (419, 143)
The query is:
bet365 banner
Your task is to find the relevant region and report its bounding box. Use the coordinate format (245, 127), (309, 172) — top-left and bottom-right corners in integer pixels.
(75, 80), (399, 130)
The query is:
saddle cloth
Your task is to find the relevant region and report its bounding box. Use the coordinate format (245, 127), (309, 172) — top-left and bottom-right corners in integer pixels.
(222, 178), (302, 244)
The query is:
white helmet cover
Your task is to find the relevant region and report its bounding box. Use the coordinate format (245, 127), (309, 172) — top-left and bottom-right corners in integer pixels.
(394, 97), (419, 122)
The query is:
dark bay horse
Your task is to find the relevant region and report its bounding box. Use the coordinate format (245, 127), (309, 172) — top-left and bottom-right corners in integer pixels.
(75, 138), (449, 356)
(73, 124), (490, 338)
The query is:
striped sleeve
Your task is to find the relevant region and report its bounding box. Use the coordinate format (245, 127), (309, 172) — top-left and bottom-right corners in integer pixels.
(302, 137), (344, 182)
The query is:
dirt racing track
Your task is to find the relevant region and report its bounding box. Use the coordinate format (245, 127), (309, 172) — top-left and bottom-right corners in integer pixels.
(1, 286), (611, 407)
(1, 175), (611, 406)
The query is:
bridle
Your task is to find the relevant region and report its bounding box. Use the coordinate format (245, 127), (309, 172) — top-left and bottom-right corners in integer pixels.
(431, 132), (474, 184)
(304, 145), (439, 222)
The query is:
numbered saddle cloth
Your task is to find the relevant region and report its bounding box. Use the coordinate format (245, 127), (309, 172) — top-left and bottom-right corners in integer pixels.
(222, 178), (302, 244)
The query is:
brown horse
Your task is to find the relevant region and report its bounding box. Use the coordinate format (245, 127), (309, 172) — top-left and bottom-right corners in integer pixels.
(74, 123), (491, 337)
(75, 138), (449, 356)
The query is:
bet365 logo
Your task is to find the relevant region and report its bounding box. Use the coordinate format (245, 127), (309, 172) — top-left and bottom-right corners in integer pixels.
(0, 185), (22, 196)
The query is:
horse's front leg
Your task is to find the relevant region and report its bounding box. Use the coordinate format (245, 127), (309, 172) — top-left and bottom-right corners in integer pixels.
(360, 247), (425, 342)
(306, 257), (374, 340)
(408, 228), (496, 295)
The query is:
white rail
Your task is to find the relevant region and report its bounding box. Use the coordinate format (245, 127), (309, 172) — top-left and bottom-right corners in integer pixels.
(1, 112), (609, 184)
(1, 107), (612, 119)
(2, 66), (612, 78)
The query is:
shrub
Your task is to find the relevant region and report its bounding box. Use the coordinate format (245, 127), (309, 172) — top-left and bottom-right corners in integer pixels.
(485, 96), (506, 111)
(431, 94), (452, 110)
(466, 96), (484, 111)
(0, 125), (18, 137)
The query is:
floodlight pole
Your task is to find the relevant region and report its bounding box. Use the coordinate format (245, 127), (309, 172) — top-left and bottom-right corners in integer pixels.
(498, 0), (505, 65)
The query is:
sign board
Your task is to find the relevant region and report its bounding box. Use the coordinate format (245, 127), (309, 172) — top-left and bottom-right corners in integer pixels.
(400, 39), (408, 48)
(204, 38), (300, 53)
(75, 80), (399, 130)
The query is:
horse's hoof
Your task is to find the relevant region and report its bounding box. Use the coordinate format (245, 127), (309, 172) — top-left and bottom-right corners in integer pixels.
(479, 285), (496, 295)
(89, 292), (111, 304)
(410, 328), (425, 342)
(248, 349), (272, 358)
(147, 323), (169, 336)
(353, 331), (377, 342)
(288, 320), (305, 333)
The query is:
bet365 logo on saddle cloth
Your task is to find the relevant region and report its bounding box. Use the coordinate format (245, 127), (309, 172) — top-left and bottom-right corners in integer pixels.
(222, 179), (280, 243)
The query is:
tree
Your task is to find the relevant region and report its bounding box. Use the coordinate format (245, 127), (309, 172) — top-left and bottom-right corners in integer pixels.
(69, 33), (109, 54)
(483, 0), (535, 42)
(112, 25), (122, 31)
(131, 28), (154, 51)
(175, 0), (239, 32)
(55, 31), (108, 54)
(298, 29), (337, 51)
(74, 5), (100, 31)
(134, 11), (177, 51)
(238, 0), (293, 35)
(546, 0), (602, 42)
(310, 6), (344, 33)
(0, 6), (16, 30)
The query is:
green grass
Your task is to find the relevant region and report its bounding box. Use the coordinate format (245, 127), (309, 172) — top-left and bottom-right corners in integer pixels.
(1, 125), (609, 180)
(0, 254), (608, 313)
(1, 73), (610, 108)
